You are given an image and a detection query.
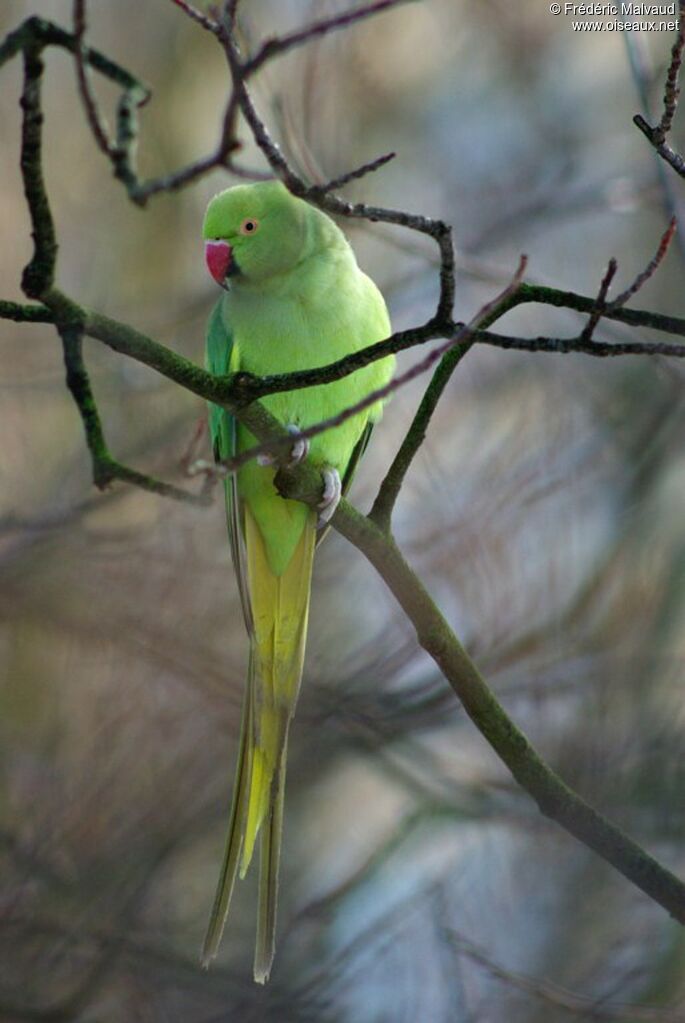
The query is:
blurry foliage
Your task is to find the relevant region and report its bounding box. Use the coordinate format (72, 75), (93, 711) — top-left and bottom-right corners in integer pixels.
(1, 0), (685, 1020)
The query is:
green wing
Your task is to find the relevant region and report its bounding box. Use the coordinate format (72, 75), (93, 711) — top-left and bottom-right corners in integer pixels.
(205, 298), (234, 461)
(203, 298), (257, 965)
(205, 298), (253, 632)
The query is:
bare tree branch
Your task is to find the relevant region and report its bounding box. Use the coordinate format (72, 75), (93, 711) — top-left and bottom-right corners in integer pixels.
(312, 150), (397, 194)
(462, 327), (685, 359)
(60, 325), (211, 505)
(443, 929), (685, 1022)
(0, 299), (55, 323)
(633, 117), (685, 176)
(369, 257), (528, 531)
(207, 284), (685, 405)
(222, 0), (242, 28)
(19, 43), (58, 300)
(581, 258), (618, 343)
(634, 5), (685, 176)
(322, 502), (685, 928)
(609, 216), (677, 309)
(242, 0), (416, 76)
(169, 0), (220, 34)
(657, 4), (685, 139)
(72, 0), (115, 156)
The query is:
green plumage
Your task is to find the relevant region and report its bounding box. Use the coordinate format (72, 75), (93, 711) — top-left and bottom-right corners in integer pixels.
(202, 180), (394, 982)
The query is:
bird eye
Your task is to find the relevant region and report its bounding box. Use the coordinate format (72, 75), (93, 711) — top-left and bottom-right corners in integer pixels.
(240, 218), (259, 236)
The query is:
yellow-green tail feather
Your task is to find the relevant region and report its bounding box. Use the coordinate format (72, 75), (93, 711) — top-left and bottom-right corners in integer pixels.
(201, 657), (254, 968)
(202, 506), (316, 981)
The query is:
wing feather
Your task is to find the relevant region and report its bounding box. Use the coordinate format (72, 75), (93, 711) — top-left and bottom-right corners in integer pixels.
(206, 298), (253, 632)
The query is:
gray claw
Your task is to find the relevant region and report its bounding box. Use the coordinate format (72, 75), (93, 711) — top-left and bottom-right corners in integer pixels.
(285, 424), (310, 467)
(187, 458), (227, 479)
(317, 467), (342, 527)
(257, 424), (309, 468)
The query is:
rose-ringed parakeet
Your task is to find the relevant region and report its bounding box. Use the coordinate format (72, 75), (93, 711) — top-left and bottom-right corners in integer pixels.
(201, 180), (394, 983)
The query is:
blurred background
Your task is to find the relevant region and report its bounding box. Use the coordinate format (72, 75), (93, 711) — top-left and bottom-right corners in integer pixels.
(1, 0), (685, 1019)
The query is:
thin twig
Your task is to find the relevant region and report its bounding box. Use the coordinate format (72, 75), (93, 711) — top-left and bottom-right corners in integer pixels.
(516, 280), (685, 337)
(243, 0), (414, 75)
(0, 16), (146, 88)
(443, 929), (685, 1022)
(312, 151), (397, 194)
(580, 258), (618, 343)
(624, 33), (685, 266)
(633, 8), (685, 176)
(369, 257), (528, 529)
(465, 326), (685, 359)
(223, 0), (242, 26)
(73, 0), (114, 156)
(634, 117), (685, 178)
(658, 4), (685, 139)
(133, 152), (230, 204)
(132, 69), (241, 202)
(609, 217), (677, 309)
(60, 324), (211, 505)
(169, 0), (219, 34)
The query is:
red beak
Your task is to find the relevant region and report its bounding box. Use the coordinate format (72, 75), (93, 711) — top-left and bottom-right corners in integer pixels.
(205, 240), (233, 284)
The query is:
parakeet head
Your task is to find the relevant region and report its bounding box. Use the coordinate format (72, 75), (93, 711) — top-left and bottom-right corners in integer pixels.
(203, 180), (313, 287)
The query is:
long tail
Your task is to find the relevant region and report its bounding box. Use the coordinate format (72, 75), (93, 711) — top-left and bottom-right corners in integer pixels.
(202, 506), (316, 983)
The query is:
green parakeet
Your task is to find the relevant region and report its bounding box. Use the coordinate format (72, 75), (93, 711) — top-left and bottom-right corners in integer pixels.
(201, 180), (394, 983)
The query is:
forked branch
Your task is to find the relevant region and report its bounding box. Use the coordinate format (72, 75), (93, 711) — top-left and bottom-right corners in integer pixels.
(634, 3), (685, 176)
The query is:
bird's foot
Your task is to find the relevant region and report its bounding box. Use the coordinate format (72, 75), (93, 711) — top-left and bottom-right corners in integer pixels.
(285, 425), (310, 467)
(257, 424), (310, 468)
(186, 458), (226, 479)
(317, 467), (342, 528)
